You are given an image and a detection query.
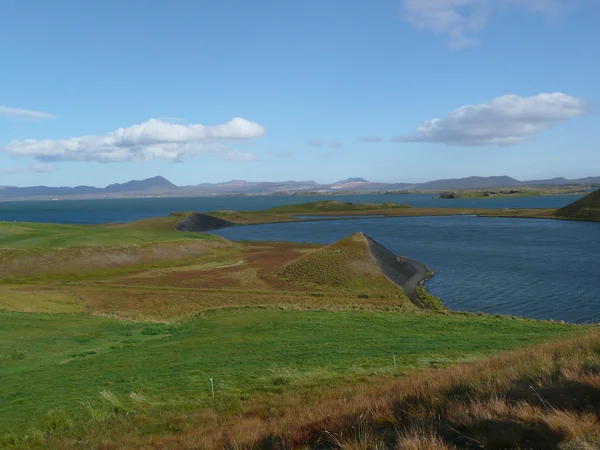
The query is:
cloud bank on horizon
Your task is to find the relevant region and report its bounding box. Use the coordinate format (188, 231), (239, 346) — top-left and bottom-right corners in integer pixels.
(3, 118), (265, 163)
(401, 0), (573, 49)
(394, 93), (590, 146)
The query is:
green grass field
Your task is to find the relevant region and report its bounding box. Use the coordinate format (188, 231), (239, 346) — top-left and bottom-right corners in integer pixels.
(0, 308), (583, 443)
(0, 220), (216, 250)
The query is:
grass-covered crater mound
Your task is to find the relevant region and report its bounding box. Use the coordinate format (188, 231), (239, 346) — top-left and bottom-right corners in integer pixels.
(555, 188), (600, 221)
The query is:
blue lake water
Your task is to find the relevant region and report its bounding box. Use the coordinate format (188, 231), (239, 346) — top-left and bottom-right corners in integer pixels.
(0, 194), (584, 224)
(212, 216), (600, 324)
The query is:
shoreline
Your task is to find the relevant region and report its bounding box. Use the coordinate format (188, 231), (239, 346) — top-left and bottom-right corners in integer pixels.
(364, 234), (431, 309)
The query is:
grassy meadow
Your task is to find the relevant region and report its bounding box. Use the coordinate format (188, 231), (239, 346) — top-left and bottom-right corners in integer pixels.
(0, 309), (585, 447)
(0, 217), (212, 250)
(1, 207), (599, 448)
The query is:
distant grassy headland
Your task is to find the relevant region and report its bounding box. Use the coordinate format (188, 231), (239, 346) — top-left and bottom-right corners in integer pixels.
(208, 200), (486, 226)
(555, 188), (600, 221)
(435, 185), (591, 199)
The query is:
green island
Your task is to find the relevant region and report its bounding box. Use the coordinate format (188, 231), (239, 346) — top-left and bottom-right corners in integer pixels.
(434, 185), (592, 199)
(1, 191), (600, 449)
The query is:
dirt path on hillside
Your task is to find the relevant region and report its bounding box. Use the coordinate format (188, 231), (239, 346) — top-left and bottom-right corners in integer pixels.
(364, 234), (430, 309)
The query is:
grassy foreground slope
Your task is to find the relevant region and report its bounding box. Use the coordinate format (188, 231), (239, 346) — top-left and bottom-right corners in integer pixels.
(188, 330), (600, 450)
(0, 309), (584, 448)
(555, 188), (600, 221)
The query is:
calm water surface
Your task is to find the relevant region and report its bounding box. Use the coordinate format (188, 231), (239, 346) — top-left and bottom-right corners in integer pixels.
(213, 216), (600, 324)
(0, 194), (583, 224)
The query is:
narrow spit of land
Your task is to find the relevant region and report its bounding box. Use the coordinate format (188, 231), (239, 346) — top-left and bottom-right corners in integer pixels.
(166, 200), (560, 229)
(364, 234), (429, 307)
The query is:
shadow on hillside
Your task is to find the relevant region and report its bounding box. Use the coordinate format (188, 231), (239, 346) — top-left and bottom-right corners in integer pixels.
(386, 375), (600, 450)
(443, 418), (566, 450)
(506, 379), (600, 413)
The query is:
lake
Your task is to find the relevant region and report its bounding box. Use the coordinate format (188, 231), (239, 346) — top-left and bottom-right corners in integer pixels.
(212, 216), (600, 324)
(0, 193), (584, 224)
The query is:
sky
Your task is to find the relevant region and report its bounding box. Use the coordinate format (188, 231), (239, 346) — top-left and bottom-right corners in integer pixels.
(0, 0), (599, 187)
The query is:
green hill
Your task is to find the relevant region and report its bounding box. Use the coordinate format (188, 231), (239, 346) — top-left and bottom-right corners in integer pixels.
(555, 189), (600, 221)
(280, 232), (432, 310)
(259, 200), (410, 214)
(281, 233), (401, 293)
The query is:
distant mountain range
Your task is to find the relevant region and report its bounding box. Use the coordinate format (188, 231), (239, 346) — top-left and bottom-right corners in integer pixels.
(1, 175), (599, 200)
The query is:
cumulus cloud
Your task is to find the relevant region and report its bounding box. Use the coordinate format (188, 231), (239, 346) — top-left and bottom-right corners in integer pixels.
(308, 139), (325, 147)
(2, 117), (265, 163)
(393, 93), (589, 146)
(330, 141), (343, 148)
(401, 0), (571, 48)
(358, 136), (383, 143)
(0, 105), (56, 120)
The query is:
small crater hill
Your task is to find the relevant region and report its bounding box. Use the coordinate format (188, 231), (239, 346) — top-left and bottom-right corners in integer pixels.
(175, 212), (235, 232)
(555, 189), (600, 221)
(260, 200), (410, 214)
(281, 232), (430, 308)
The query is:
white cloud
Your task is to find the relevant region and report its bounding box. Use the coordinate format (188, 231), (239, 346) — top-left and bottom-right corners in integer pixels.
(2, 117), (265, 163)
(1, 162), (53, 174)
(0, 105), (56, 120)
(330, 141), (343, 148)
(393, 93), (589, 146)
(401, 0), (572, 48)
(308, 139), (325, 147)
(358, 136), (383, 143)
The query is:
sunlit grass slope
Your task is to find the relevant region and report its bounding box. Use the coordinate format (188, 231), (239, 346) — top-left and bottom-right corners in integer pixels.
(0, 219), (227, 278)
(0, 215), (215, 250)
(280, 232), (406, 295)
(0, 308), (582, 446)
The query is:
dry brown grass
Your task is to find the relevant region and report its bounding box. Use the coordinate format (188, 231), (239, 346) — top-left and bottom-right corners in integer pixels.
(0, 285), (84, 313)
(2, 240), (414, 320)
(0, 240), (229, 279)
(67, 286), (410, 321)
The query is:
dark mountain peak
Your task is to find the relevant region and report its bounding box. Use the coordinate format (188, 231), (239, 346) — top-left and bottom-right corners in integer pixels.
(104, 176), (177, 192)
(340, 177), (369, 183)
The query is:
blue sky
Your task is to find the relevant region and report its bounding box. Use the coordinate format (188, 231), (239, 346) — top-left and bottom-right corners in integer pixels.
(1, 0), (599, 187)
